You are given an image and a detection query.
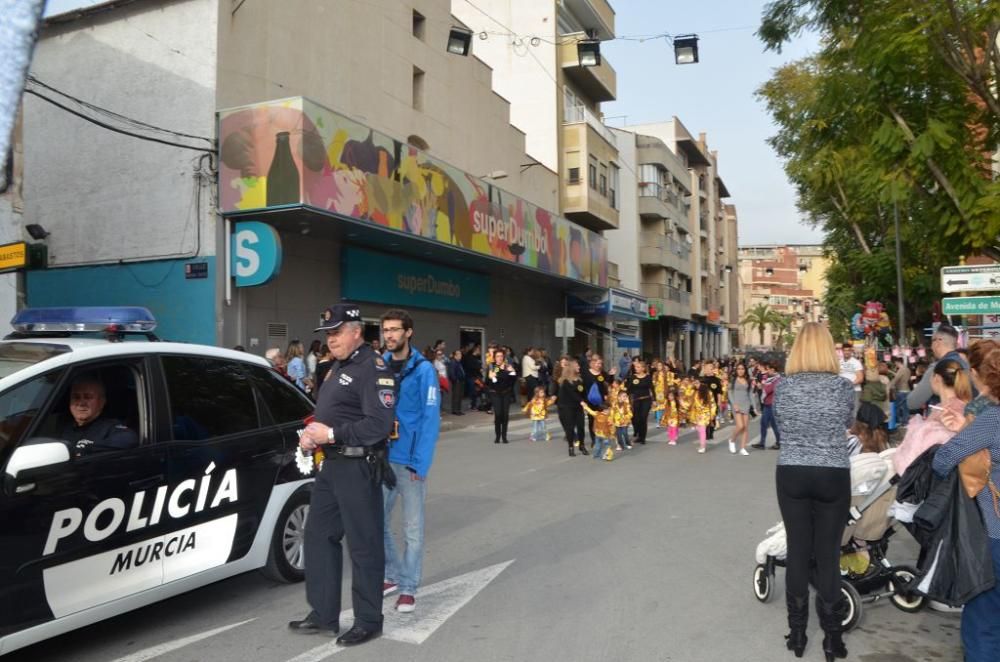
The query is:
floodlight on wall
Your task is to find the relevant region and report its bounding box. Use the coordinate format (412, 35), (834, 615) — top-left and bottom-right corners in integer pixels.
(577, 38), (602, 67)
(26, 224), (49, 240)
(447, 26), (473, 56)
(765, 267), (774, 276)
(673, 34), (700, 65)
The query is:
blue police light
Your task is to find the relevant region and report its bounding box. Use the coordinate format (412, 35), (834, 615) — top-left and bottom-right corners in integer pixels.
(11, 307), (157, 333)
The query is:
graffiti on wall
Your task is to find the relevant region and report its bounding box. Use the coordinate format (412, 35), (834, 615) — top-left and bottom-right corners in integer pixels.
(218, 97), (607, 287)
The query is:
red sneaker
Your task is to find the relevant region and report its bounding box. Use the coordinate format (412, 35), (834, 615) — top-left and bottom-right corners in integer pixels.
(396, 594), (415, 613)
(383, 581), (398, 597)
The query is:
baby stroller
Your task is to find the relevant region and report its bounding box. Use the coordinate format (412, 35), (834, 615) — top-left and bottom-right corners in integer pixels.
(752, 448), (926, 630)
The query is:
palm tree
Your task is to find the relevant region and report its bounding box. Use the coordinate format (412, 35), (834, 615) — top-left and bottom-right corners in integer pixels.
(772, 314), (794, 350)
(741, 303), (779, 345)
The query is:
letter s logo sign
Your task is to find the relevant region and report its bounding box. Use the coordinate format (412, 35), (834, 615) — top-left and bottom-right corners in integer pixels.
(231, 221), (282, 287)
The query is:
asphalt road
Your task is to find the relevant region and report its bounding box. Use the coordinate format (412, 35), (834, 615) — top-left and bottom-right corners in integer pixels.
(6, 412), (963, 662)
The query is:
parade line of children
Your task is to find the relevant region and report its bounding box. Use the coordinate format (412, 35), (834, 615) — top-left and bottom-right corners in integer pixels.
(513, 355), (742, 460)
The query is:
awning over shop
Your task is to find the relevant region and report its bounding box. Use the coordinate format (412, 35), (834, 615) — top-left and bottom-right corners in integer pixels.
(614, 335), (642, 349)
(217, 96), (607, 289)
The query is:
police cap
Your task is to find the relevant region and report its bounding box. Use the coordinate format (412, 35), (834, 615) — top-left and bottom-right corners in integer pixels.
(315, 303), (363, 332)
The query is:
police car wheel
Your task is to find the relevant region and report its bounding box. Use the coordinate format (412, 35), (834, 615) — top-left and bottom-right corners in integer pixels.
(262, 488), (310, 583)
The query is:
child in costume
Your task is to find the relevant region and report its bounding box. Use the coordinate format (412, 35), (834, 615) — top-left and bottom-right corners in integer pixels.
(661, 387), (682, 445)
(522, 385), (557, 442)
(651, 360), (668, 426)
(610, 389), (634, 451)
(581, 399), (615, 461)
(679, 377), (696, 426)
(690, 382), (717, 454)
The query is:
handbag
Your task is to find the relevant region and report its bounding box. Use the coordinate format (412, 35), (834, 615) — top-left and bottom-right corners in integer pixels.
(958, 448), (1000, 518)
(438, 374), (450, 393)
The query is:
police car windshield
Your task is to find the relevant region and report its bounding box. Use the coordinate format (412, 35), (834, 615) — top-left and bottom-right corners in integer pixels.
(0, 343), (72, 378)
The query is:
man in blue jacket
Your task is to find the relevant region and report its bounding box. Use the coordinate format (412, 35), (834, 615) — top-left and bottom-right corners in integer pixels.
(379, 309), (440, 614)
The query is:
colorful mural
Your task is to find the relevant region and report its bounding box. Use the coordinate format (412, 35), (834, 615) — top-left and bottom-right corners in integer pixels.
(218, 97), (607, 287)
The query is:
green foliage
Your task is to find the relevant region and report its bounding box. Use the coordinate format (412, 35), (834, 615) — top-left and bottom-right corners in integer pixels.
(757, 0), (1000, 341)
(741, 303), (783, 346)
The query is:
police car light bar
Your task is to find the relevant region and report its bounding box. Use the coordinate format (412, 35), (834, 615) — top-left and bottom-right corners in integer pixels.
(11, 307), (158, 333)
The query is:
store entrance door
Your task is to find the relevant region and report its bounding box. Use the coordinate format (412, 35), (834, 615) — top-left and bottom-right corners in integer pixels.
(363, 318), (382, 349)
(459, 326), (485, 353)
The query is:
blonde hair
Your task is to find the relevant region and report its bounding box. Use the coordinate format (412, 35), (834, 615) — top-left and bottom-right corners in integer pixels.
(786, 323), (840, 375)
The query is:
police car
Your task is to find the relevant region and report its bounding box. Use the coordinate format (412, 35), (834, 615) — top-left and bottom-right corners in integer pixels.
(0, 307), (316, 656)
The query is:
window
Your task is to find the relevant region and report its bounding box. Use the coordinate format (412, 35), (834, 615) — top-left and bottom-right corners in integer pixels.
(568, 167), (581, 184)
(162, 356), (258, 439)
(566, 150), (580, 184)
(599, 163), (608, 196)
(588, 154), (597, 190)
(249, 366), (313, 425)
(610, 164), (619, 209)
(0, 371), (62, 455)
(412, 66), (425, 111)
(412, 10), (425, 39)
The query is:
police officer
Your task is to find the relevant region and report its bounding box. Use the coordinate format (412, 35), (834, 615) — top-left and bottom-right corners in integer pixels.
(289, 304), (396, 646)
(61, 375), (138, 456)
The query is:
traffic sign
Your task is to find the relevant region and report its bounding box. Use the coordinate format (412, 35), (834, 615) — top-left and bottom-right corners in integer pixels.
(940, 264), (1000, 293)
(942, 296), (1000, 316)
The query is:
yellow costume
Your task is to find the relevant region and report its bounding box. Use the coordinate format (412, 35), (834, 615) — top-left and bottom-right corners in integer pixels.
(689, 393), (717, 427)
(661, 400), (681, 428)
(652, 370), (668, 412)
(522, 395), (556, 421)
(581, 404), (615, 439)
(610, 398), (633, 428)
(679, 381), (696, 423)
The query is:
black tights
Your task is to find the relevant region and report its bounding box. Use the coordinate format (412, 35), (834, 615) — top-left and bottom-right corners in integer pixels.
(776, 465), (851, 603)
(632, 398), (652, 443)
(491, 392), (513, 441)
(558, 407), (586, 449)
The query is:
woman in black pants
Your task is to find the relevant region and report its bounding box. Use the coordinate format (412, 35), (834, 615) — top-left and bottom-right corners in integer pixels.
(487, 348), (518, 443)
(773, 323), (856, 662)
(556, 357), (587, 456)
(626, 359), (653, 444)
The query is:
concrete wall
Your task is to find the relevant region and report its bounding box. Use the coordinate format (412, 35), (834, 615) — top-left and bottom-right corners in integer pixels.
(217, 0), (558, 213)
(450, 0), (559, 172)
(605, 127), (638, 290)
(236, 233), (566, 361)
(24, 0), (218, 267)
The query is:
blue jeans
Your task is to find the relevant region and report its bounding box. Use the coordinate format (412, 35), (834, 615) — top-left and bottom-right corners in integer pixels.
(531, 419), (547, 439)
(616, 426), (630, 448)
(593, 436), (610, 459)
(894, 391), (910, 426)
(383, 461), (427, 596)
(962, 537), (1000, 661)
(760, 404), (780, 446)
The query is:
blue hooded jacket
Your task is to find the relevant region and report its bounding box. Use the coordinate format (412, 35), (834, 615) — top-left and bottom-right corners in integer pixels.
(384, 348), (441, 478)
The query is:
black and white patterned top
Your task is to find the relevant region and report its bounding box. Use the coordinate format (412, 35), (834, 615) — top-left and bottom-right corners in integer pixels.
(774, 372), (856, 469)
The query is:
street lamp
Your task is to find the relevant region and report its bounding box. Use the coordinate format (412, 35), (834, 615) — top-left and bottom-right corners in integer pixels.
(673, 34), (700, 64)
(447, 26), (473, 56)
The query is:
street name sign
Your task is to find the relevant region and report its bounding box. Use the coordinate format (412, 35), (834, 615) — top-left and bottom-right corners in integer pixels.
(942, 296), (1000, 316)
(940, 264), (1000, 293)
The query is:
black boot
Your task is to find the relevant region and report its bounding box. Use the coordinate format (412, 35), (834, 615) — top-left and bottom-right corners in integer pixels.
(568, 444), (576, 456)
(817, 595), (848, 661)
(785, 593), (809, 658)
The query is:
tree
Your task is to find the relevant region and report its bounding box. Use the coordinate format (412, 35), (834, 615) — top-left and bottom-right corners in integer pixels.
(741, 304), (781, 346)
(772, 314), (794, 350)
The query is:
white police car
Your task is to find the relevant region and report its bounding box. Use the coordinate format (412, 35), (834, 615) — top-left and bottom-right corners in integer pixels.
(0, 307), (315, 656)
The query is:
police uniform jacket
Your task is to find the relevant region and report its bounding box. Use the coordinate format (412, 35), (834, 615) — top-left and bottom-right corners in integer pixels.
(62, 417), (138, 456)
(315, 344), (395, 447)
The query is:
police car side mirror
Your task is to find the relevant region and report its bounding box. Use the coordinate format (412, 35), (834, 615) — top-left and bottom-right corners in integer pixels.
(3, 441), (70, 496)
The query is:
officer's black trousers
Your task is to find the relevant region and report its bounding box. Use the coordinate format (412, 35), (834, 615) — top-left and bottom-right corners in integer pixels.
(558, 407), (585, 450)
(304, 455), (384, 631)
(490, 391), (513, 441)
(632, 397), (652, 443)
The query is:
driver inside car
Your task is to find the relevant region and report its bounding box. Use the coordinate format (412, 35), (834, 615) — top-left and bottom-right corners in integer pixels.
(60, 375), (138, 456)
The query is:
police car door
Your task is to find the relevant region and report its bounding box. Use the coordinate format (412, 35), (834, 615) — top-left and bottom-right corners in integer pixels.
(0, 358), (163, 635)
(157, 355), (280, 583)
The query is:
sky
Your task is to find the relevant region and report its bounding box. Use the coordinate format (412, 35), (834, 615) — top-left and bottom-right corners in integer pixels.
(43, 0), (824, 247)
(602, 0), (824, 246)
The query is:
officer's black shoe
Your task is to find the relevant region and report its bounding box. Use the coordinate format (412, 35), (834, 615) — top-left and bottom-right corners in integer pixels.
(336, 624), (382, 646)
(501, 438), (509, 443)
(494, 438), (500, 444)
(288, 617), (339, 635)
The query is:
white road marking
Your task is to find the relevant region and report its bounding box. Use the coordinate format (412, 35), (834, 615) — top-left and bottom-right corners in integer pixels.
(107, 619), (255, 662)
(284, 560), (514, 661)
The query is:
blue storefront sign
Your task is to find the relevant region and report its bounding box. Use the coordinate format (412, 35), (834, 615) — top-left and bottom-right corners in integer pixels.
(610, 289), (648, 320)
(567, 290), (611, 316)
(341, 246), (490, 315)
(231, 221), (282, 287)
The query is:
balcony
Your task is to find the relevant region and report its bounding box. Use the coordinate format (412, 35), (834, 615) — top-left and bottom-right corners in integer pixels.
(559, 34), (617, 102)
(564, 104), (617, 146)
(561, 118), (620, 231)
(641, 283), (691, 319)
(561, 0), (615, 40)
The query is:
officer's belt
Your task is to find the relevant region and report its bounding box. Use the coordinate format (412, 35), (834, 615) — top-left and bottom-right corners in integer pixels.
(331, 441), (387, 458)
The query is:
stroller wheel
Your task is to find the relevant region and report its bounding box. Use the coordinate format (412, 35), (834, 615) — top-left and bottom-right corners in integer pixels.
(888, 566), (926, 613)
(840, 580), (863, 631)
(752, 563), (773, 603)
